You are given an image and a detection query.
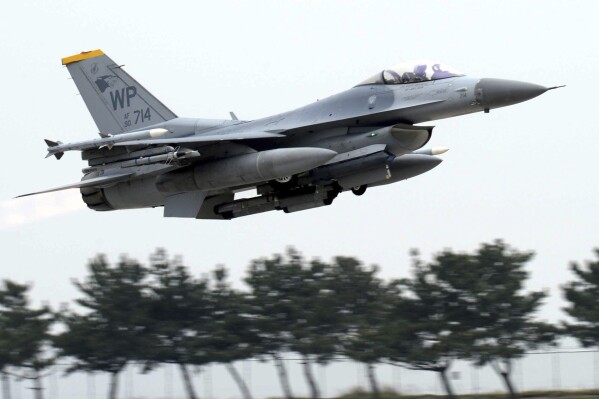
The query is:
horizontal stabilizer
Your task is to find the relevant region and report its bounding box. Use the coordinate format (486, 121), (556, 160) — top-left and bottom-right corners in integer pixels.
(16, 173), (133, 198)
(114, 131), (285, 146)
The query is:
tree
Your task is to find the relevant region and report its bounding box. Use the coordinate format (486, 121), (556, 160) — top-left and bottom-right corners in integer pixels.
(54, 255), (150, 399)
(0, 282), (16, 399)
(144, 249), (213, 399)
(207, 266), (259, 399)
(563, 249), (599, 347)
(287, 257), (341, 399)
(244, 249), (304, 399)
(0, 280), (54, 399)
(396, 242), (555, 399)
(377, 281), (416, 396)
(465, 241), (556, 399)
(391, 249), (479, 399)
(245, 249), (342, 399)
(331, 257), (388, 399)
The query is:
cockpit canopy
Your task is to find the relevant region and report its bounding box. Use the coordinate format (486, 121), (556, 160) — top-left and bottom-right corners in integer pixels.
(357, 61), (463, 86)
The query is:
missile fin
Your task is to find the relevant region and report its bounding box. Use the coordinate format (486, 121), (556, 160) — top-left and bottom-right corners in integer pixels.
(44, 139), (64, 160)
(44, 139), (61, 147)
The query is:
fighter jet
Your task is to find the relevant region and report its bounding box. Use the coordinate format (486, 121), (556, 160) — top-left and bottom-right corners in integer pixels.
(18, 50), (562, 219)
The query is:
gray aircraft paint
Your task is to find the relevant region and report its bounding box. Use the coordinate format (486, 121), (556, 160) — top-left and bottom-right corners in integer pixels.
(19, 51), (560, 220)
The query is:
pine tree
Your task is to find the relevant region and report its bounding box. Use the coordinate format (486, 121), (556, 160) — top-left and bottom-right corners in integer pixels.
(563, 249), (599, 347)
(390, 251), (473, 399)
(466, 241), (556, 399)
(289, 257), (340, 399)
(0, 282), (15, 399)
(0, 281), (54, 399)
(245, 249), (343, 399)
(54, 255), (150, 399)
(207, 266), (259, 399)
(331, 257), (387, 399)
(143, 249), (213, 399)
(396, 242), (555, 399)
(244, 249), (304, 399)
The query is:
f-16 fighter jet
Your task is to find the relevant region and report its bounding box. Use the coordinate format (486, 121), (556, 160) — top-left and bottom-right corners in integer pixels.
(19, 50), (562, 219)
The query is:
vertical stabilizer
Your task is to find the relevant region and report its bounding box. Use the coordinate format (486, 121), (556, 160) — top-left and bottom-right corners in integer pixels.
(62, 50), (177, 134)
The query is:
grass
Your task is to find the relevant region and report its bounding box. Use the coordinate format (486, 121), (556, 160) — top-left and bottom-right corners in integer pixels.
(268, 388), (599, 399)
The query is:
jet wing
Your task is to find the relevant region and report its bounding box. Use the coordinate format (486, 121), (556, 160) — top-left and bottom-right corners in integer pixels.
(114, 131), (285, 146)
(16, 173), (133, 198)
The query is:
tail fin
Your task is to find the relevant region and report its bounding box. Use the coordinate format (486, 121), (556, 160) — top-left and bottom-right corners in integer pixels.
(62, 50), (177, 134)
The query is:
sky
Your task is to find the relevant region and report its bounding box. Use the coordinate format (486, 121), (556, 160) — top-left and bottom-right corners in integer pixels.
(1, 1), (598, 398)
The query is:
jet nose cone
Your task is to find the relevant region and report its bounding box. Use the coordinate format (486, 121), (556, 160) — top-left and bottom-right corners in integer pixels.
(475, 78), (549, 110)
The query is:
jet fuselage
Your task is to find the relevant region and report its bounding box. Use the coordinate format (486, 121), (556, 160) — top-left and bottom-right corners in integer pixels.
(22, 51), (557, 220)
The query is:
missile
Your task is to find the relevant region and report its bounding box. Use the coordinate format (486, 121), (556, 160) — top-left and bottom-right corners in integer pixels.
(413, 147), (449, 156)
(120, 150), (201, 168)
(45, 128), (169, 159)
(97, 128), (169, 148)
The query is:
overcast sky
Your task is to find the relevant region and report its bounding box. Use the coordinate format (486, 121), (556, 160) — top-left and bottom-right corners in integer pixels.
(1, 1), (598, 397)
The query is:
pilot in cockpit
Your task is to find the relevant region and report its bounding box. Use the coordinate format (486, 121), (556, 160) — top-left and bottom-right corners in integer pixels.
(431, 64), (455, 80)
(357, 61), (463, 86)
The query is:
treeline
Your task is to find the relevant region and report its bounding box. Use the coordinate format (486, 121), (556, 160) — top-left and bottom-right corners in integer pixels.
(1, 241), (599, 399)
